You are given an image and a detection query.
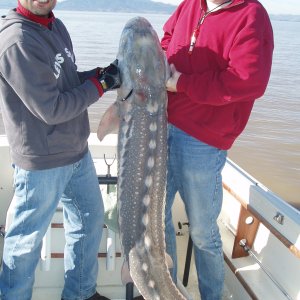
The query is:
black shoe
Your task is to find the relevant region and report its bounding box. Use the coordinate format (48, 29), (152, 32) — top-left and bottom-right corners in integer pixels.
(88, 292), (111, 300)
(61, 292), (111, 300)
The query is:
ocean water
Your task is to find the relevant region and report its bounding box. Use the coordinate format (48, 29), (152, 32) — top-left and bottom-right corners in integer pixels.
(0, 9), (299, 210)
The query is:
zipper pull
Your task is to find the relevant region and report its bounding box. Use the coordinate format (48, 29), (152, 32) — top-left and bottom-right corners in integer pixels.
(188, 27), (200, 55)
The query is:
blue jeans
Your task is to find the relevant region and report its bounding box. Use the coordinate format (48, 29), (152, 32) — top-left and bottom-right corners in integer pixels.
(0, 151), (104, 300)
(165, 125), (227, 300)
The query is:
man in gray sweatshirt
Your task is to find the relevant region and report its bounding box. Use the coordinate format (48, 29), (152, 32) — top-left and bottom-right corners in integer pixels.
(0, 1), (120, 299)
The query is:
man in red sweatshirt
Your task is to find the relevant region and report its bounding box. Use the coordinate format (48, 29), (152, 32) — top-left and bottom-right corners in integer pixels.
(161, 0), (273, 299)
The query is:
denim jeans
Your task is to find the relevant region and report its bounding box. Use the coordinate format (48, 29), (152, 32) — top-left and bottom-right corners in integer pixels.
(165, 125), (227, 300)
(0, 151), (104, 300)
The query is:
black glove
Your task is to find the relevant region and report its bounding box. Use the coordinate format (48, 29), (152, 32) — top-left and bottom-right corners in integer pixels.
(98, 59), (121, 92)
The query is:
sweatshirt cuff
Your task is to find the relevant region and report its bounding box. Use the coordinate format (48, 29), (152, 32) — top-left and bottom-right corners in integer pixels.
(89, 77), (104, 97)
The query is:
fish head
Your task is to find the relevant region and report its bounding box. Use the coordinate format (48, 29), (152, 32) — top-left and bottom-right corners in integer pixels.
(116, 17), (168, 118)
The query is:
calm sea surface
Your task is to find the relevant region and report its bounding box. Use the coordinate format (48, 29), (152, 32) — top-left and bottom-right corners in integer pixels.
(0, 10), (299, 210)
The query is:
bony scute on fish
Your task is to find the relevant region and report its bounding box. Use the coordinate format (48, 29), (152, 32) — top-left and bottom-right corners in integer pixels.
(97, 16), (186, 300)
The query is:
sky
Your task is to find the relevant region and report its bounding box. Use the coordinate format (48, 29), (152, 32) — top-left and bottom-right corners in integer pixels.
(151, 0), (300, 15)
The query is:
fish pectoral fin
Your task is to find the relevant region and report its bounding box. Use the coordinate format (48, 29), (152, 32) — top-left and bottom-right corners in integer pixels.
(121, 260), (133, 285)
(166, 253), (173, 269)
(97, 102), (120, 141)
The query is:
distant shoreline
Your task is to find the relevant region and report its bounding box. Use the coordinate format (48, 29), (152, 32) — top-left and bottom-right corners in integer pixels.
(0, 4), (300, 22)
(0, 7), (173, 16)
(0, 7), (300, 20)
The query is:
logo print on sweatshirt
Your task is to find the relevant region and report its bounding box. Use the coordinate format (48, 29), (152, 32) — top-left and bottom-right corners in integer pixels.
(64, 48), (75, 63)
(53, 53), (64, 79)
(53, 48), (74, 79)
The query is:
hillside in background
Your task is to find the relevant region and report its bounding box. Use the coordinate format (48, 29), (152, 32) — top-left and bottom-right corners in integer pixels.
(0, 0), (176, 14)
(1, 0), (300, 20)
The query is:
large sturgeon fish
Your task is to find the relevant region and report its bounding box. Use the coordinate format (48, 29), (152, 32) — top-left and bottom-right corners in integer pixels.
(97, 17), (186, 300)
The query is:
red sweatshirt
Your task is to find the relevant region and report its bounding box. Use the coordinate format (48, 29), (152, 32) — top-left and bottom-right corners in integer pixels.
(161, 0), (274, 150)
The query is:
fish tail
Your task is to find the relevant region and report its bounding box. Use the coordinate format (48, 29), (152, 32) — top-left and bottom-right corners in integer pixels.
(129, 243), (187, 300)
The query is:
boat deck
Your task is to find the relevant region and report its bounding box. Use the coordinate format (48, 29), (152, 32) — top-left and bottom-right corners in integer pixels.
(1, 133), (299, 300)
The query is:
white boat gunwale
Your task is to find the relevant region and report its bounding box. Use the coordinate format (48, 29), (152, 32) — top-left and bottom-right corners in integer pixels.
(1, 133), (300, 300)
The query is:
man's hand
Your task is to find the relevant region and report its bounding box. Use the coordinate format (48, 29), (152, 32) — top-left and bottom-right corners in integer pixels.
(98, 59), (121, 92)
(166, 64), (181, 92)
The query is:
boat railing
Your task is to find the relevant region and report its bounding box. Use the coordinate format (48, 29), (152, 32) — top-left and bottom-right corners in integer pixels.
(220, 158), (300, 299)
(223, 158), (300, 260)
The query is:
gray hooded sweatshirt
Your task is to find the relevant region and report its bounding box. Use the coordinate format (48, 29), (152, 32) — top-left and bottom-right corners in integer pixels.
(0, 9), (101, 170)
